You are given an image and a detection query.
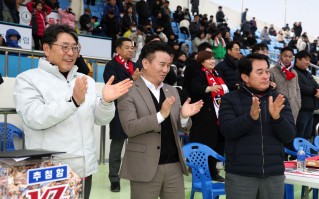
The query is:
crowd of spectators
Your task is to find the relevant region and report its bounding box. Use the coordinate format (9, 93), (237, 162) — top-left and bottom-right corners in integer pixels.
(2, 0), (319, 67)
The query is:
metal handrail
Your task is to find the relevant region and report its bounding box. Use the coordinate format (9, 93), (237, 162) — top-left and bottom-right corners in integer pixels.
(0, 46), (111, 81)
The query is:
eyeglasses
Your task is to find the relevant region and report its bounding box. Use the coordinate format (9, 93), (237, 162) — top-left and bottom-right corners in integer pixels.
(52, 43), (80, 53)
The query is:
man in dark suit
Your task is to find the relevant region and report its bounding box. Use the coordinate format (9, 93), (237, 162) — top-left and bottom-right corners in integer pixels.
(103, 37), (142, 192)
(117, 41), (203, 199)
(294, 50), (319, 139)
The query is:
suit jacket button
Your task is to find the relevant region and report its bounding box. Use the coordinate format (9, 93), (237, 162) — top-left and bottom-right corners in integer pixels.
(157, 146), (160, 149)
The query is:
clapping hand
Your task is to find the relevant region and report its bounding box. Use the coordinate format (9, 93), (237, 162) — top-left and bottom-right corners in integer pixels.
(160, 96), (176, 118)
(73, 76), (88, 105)
(270, 81), (276, 90)
(132, 68), (143, 81)
(269, 94), (285, 120)
(102, 76), (133, 103)
(250, 96), (260, 120)
(181, 98), (204, 118)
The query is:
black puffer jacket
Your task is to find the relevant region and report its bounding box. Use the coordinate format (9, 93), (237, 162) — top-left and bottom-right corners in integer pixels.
(294, 66), (319, 111)
(215, 55), (240, 91)
(219, 86), (296, 178)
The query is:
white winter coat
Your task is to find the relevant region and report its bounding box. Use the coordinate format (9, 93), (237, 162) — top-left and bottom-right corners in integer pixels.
(13, 57), (115, 177)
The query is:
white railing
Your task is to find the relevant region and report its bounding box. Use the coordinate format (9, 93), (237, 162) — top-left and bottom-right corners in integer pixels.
(0, 46), (111, 81)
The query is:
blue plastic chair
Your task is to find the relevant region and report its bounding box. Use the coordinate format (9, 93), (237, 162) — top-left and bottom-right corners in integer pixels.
(285, 147), (297, 157)
(293, 137), (319, 199)
(314, 136), (319, 148)
(0, 122), (23, 151)
(293, 137), (319, 156)
(182, 142), (225, 199)
(178, 131), (189, 145)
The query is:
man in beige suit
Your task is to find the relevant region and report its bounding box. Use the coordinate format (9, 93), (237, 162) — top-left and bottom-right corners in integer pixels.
(117, 41), (204, 199)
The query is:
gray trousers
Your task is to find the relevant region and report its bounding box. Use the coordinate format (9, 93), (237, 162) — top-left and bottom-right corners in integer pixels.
(108, 138), (125, 183)
(225, 173), (285, 199)
(130, 162), (184, 199)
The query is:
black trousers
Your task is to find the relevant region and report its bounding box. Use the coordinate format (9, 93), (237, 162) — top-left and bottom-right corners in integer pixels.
(32, 34), (42, 50)
(84, 175), (92, 199)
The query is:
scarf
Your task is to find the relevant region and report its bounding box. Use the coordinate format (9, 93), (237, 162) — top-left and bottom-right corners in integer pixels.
(115, 55), (134, 76)
(6, 40), (21, 48)
(201, 67), (229, 119)
(280, 61), (296, 80)
(213, 37), (226, 47)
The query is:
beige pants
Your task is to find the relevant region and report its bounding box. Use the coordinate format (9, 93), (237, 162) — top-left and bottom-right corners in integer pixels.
(2, 10), (14, 23)
(130, 162), (185, 199)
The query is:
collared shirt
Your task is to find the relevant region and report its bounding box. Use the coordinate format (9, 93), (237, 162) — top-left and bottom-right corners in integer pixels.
(141, 76), (189, 126)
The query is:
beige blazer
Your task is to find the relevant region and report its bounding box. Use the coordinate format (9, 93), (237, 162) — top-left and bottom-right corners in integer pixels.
(117, 78), (191, 182)
(270, 63), (301, 122)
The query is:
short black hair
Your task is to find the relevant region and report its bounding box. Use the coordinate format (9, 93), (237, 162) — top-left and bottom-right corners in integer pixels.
(42, 24), (78, 45)
(145, 35), (161, 44)
(295, 50), (311, 60)
(177, 50), (187, 58)
(280, 46), (294, 55)
(198, 42), (213, 52)
(190, 52), (198, 59)
(238, 53), (269, 77)
(139, 41), (173, 62)
(91, 16), (99, 22)
(226, 41), (241, 51)
(251, 43), (269, 53)
(196, 30), (205, 38)
(115, 37), (132, 49)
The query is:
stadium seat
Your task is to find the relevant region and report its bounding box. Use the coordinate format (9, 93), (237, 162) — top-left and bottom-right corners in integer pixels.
(275, 42), (284, 48)
(183, 143), (225, 199)
(0, 122), (24, 151)
(178, 33), (187, 40)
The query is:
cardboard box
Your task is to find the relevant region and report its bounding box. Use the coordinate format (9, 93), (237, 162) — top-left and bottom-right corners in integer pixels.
(0, 152), (84, 198)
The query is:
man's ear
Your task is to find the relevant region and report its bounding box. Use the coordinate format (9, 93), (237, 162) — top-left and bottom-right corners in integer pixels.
(42, 43), (50, 57)
(241, 73), (249, 83)
(115, 47), (120, 55)
(142, 58), (148, 70)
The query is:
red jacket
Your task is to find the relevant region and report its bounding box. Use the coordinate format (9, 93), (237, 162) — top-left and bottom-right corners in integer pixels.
(26, 1), (52, 36)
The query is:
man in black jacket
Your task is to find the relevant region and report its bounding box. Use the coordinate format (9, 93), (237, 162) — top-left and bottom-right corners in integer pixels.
(216, 6), (225, 26)
(215, 41), (241, 91)
(219, 53), (296, 199)
(80, 8), (92, 35)
(103, 37), (142, 192)
(294, 50), (319, 139)
(135, 0), (150, 26)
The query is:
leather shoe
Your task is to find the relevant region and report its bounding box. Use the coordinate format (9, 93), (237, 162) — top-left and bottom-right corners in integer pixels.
(212, 174), (225, 182)
(110, 182), (120, 192)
